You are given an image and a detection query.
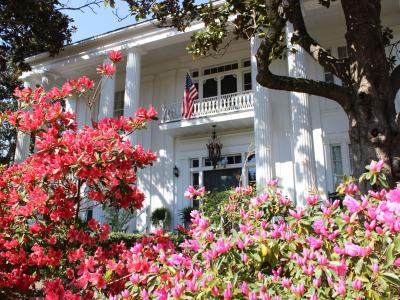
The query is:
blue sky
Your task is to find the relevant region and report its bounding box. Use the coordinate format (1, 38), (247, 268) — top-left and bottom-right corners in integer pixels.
(67, 1), (135, 43)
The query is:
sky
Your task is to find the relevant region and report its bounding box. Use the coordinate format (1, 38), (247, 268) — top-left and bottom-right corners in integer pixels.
(66, 1), (136, 43)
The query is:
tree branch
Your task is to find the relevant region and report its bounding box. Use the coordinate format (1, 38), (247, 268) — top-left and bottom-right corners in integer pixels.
(255, 1), (351, 110)
(56, 0), (102, 13)
(390, 64), (400, 95)
(287, 0), (349, 82)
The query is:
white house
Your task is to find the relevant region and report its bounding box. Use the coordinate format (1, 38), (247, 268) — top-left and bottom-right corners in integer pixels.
(16, 1), (400, 232)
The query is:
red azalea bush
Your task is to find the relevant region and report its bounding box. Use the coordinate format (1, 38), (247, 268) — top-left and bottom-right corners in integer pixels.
(0, 51), (158, 299)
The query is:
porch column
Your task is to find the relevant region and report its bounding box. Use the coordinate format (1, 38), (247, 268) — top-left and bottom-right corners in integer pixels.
(124, 48), (142, 144)
(286, 23), (317, 204)
(98, 58), (116, 119)
(251, 37), (274, 189)
(14, 81), (32, 163)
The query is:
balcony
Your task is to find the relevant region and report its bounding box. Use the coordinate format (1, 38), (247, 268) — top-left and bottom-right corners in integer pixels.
(160, 90), (254, 124)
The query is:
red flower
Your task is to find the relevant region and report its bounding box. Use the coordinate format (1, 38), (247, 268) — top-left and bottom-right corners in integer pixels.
(108, 50), (122, 63)
(96, 63), (116, 76)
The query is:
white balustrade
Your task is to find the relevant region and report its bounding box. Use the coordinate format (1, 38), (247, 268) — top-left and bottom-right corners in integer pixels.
(161, 90), (254, 123)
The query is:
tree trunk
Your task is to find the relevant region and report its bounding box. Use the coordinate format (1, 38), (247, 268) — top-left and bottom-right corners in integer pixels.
(342, 0), (400, 185)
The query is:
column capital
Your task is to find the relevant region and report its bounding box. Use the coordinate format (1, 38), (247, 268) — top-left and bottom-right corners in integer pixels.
(125, 46), (148, 56)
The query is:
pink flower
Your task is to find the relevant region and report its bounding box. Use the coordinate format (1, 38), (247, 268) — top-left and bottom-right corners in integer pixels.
(313, 277), (322, 288)
(121, 289), (129, 298)
(369, 160), (384, 173)
(224, 282), (233, 300)
(289, 207), (304, 220)
(108, 50), (122, 63)
(267, 179), (279, 188)
(306, 195), (319, 205)
(281, 277), (291, 288)
(335, 278), (346, 296)
(310, 292), (318, 300)
(240, 282), (249, 295)
(372, 263), (379, 275)
(307, 236), (323, 249)
(291, 283), (305, 296)
(249, 291), (257, 300)
(184, 185), (206, 199)
(352, 279), (362, 291)
(343, 195), (361, 214)
(387, 188), (400, 203)
(344, 242), (371, 257)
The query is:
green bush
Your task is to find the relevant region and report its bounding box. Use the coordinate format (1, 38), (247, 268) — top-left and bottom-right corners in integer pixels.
(151, 207), (171, 230)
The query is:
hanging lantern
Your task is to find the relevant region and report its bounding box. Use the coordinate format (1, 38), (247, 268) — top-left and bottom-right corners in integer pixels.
(207, 125), (223, 169)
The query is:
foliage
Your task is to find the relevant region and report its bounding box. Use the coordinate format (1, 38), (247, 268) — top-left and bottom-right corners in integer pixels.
(151, 207), (171, 229)
(179, 205), (194, 227)
(201, 189), (252, 233)
(111, 164), (400, 299)
(103, 205), (136, 232)
(0, 50), (158, 299)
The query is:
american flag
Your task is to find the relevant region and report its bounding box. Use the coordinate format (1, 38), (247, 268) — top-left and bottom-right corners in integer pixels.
(182, 73), (198, 119)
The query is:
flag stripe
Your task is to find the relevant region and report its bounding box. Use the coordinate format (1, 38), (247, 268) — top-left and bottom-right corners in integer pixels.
(182, 73), (198, 119)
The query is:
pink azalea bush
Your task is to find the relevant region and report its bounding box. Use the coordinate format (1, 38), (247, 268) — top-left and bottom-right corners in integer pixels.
(114, 165), (400, 299)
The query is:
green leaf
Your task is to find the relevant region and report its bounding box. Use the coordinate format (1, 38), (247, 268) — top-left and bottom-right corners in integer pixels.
(104, 269), (113, 280)
(382, 272), (400, 287)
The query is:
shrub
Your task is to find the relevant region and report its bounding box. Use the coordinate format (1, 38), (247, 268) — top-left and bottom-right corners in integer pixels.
(151, 207), (171, 230)
(0, 50), (157, 299)
(117, 163), (400, 299)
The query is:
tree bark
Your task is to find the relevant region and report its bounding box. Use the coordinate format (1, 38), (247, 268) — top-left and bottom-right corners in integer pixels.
(341, 0), (400, 184)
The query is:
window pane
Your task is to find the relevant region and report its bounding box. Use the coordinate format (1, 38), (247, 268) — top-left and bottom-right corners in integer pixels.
(248, 167), (256, 184)
(234, 155), (242, 164)
(192, 172), (199, 187)
(331, 145), (343, 186)
(243, 72), (252, 91)
(191, 159), (199, 168)
(203, 78), (218, 98)
(114, 91), (125, 117)
(221, 74), (237, 95)
(242, 60), (251, 68)
(227, 156), (234, 164)
(247, 153), (256, 163)
(204, 168), (241, 192)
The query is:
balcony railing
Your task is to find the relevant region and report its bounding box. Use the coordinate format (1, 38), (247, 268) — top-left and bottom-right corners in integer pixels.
(160, 90), (254, 123)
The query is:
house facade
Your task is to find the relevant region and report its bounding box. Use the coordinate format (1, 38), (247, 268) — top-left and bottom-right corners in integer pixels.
(17, 1), (400, 232)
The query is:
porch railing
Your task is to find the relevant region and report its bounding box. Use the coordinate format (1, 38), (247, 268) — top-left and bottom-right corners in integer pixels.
(160, 90), (254, 123)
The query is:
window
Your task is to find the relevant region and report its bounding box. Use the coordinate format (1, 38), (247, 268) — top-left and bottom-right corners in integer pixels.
(198, 59), (252, 99)
(191, 158), (199, 168)
(203, 78), (218, 98)
(86, 208), (93, 221)
(331, 145), (344, 187)
(203, 154), (242, 168)
(348, 144), (354, 174)
(221, 74), (237, 95)
(248, 167), (256, 185)
(242, 59), (251, 68)
(203, 62), (238, 76)
(114, 90), (125, 117)
(243, 72), (252, 91)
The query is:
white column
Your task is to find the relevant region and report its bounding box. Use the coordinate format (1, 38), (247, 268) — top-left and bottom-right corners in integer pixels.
(98, 59), (116, 120)
(14, 81), (32, 163)
(124, 48), (142, 144)
(286, 23), (318, 204)
(251, 37), (274, 190)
